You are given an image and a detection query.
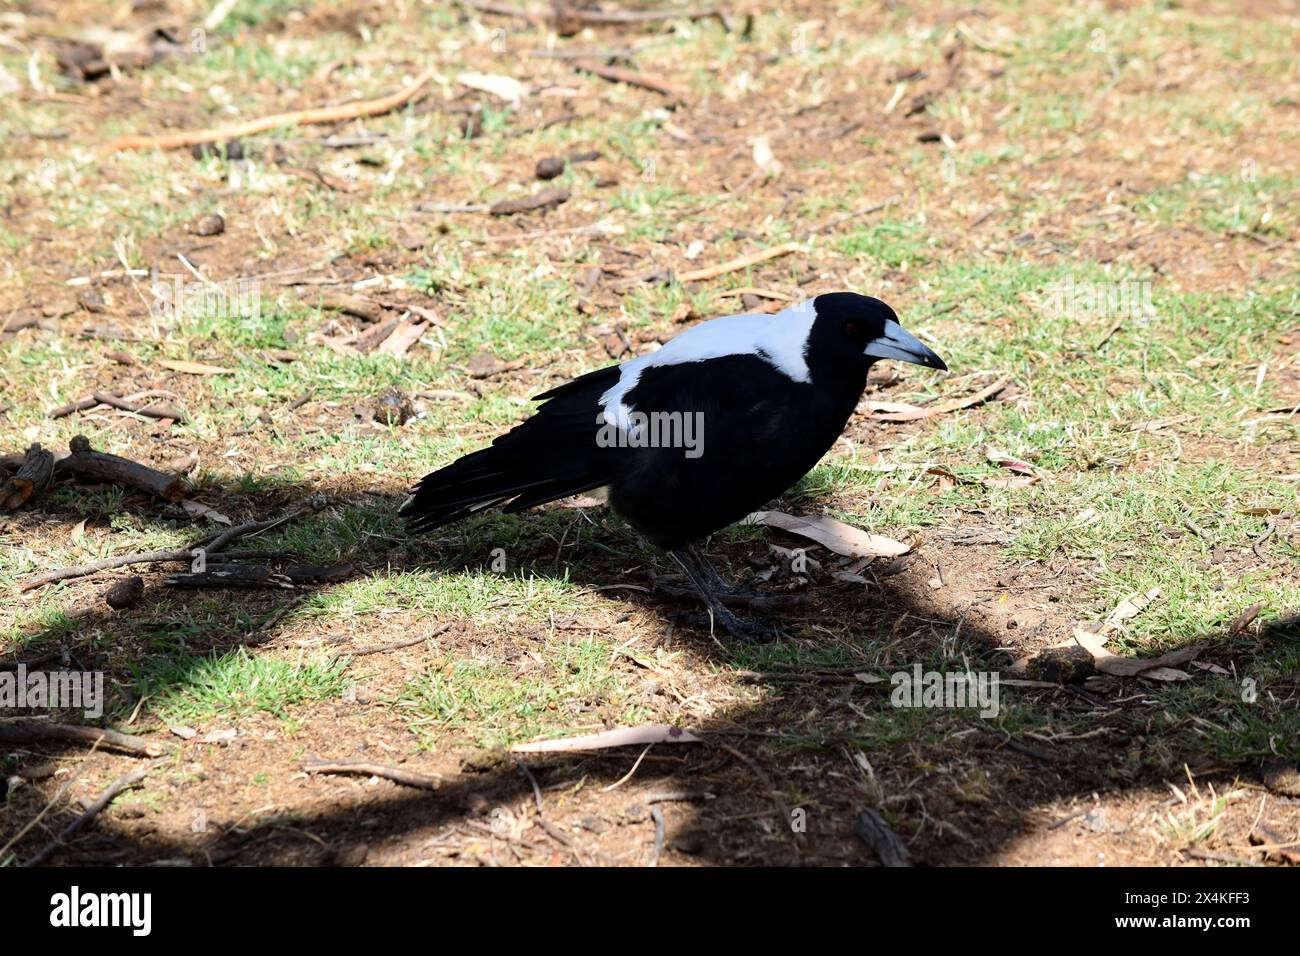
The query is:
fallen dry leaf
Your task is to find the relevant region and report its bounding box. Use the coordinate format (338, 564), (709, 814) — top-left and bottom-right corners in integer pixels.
(1072, 628), (1202, 680)
(456, 71), (527, 105)
(510, 724), (700, 753)
(1102, 587), (1163, 632)
(747, 510), (911, 559)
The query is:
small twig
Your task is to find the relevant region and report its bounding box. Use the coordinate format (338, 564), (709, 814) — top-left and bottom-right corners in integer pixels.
(601, 743), (655, 792)
(336, 622), (451, 659)
(574, 60), (684, 101)
(647, 806), (666, 867)
(104, 67), (441, 152)
(513, 756), (544, 814)
(644, 790), (716, 804)
(91, 391), (187, 423)
(970, 721), (1056, 763)
(303, 758), (440, 791)
(677, 242), (801, 284)
(22, 759), (165, 867)
(812, 194), (902, 235)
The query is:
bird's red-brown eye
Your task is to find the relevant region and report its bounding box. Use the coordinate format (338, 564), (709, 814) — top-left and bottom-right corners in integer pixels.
(843, 318), (869, 341)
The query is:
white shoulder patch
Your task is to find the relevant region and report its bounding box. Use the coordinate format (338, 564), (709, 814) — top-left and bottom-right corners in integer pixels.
(598, 299), (817, 428)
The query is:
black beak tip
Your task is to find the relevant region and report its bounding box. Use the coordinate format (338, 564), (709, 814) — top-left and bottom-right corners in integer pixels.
(929, 353), (949, 372)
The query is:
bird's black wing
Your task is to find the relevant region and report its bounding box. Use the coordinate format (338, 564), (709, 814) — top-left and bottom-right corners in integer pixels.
(400, 365), (620, 532)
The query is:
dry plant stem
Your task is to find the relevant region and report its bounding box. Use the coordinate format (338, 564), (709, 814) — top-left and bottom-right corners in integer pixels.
(103, 67), (440, 152)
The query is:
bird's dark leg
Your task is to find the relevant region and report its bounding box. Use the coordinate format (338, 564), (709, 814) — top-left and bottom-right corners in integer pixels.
(684, 541), (757, 596)
(670, 549), (782, 642)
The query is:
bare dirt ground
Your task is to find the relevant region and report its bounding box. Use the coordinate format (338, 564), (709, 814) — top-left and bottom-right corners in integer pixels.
(1, 0), (1298, 867)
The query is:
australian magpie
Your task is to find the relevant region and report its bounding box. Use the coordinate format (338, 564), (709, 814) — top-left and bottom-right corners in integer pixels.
(401, 292), (947, 640)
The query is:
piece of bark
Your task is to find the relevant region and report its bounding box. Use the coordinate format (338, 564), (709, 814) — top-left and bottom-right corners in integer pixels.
(282, 563), (355, 585)
(60, 435), (189, 501)
(1, 444), (56, 509)
(854, 808), (913, 867)
(311, 291), (389, 323)
(490, 187), (570, 216)
(164, 566), (296, 589)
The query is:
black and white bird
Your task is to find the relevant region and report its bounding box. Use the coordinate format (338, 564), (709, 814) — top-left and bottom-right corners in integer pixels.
(401, 292), (946, 640)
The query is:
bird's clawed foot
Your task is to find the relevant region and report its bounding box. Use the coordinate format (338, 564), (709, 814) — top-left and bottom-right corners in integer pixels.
(669, 545), (786, 643)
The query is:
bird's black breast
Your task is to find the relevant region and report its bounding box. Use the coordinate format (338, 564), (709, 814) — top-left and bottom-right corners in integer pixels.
(607, 354), (866, 549)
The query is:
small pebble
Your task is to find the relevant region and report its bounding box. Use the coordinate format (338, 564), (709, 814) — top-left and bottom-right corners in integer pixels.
(190, 213), (225, 236)
(535, 156), (565, 180)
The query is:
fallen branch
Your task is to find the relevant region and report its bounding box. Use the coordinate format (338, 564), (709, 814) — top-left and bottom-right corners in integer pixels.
(0, 721), (164, 757)
(164, 566), (296, 589)
(22, 759), (165, 866)
(303, 758), (440, 791)
(2, 436), (188, 509)
(61, 435), (188, 501)
(104, 66), (441, 153)
(19, 495), (326, 591)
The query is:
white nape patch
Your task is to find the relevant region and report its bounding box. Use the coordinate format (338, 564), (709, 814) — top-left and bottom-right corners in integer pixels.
(598, 299), (817, 428)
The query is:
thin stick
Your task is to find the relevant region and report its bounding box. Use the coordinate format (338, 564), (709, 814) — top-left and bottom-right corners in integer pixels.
(19, 496), (324, 591)
(104, 66), (440, 153)
(91, 391), (187, 423)
(303, 758), (440, 791)
(514, 756), (544, 813)
(22, 759), (165, 867)
(601, 743), (654, 792)
(0, 721), (164, 757)
(677, 242), (801, 284)
(337, 622), (451, 659)
(574, 60), (684, 100)
(647, 806), (665, 867)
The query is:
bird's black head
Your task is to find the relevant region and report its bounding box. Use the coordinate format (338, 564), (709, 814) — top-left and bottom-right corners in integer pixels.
(809, 292), (948, 373)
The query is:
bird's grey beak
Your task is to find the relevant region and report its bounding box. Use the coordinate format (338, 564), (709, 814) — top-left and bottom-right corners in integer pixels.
(864, 322), (948, 371)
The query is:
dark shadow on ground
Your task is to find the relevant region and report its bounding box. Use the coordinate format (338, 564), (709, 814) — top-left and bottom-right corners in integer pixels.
(3, 479), (1297, 866)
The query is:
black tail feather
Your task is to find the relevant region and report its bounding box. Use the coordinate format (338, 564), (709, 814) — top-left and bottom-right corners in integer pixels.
(401, 366), (618, 531)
